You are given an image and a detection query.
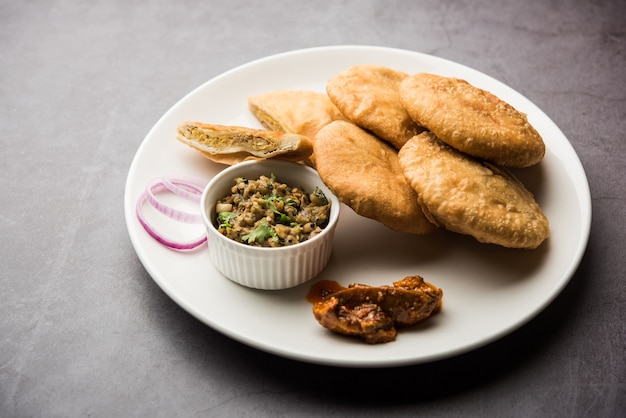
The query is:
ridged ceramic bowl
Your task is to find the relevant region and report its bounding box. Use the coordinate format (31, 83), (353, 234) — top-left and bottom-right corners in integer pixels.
(201, 160), (340, 290)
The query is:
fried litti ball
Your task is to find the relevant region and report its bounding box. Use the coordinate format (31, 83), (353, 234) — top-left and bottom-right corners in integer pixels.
(314, 120), (436, 235)
(326, 65), (425, 150)
(399, 73), (545, 168)
(398, 132), (549, 249)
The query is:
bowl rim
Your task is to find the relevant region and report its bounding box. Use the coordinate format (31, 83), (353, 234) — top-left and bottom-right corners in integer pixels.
(200, 159), (341, 252)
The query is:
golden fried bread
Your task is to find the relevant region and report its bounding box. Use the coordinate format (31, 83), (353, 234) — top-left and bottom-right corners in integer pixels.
(399, 73), (545, 168)
(326, 65), (425, 150)
(176, 121), (313, 165)
(247, 90), (347, 139)
(398, 132), (549, 248)
(314, 120), (436, 235)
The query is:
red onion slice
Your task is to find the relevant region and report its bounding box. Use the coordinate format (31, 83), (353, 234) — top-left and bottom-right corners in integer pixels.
(162, 175), (205, 203)
(145, 179), (203, 224)
(135, 175), (208, 251)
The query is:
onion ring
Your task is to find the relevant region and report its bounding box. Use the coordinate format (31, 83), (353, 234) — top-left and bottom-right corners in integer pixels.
(135, 175), (208, 251)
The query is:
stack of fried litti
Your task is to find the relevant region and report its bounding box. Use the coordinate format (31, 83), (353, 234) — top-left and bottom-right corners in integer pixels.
(177, 65), (550, 249)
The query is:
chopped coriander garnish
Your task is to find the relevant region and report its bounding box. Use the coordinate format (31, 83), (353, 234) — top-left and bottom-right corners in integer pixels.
(264, 200), (293, 225)
(242, 221), (276, 244)
(217, 212), (238, 228)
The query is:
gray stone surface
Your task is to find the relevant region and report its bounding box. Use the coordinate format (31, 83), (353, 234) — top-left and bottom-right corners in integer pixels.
(1, 0), (624, 416)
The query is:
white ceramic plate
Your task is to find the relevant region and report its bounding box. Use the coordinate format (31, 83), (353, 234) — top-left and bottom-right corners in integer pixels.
(124, 46), (591, 367)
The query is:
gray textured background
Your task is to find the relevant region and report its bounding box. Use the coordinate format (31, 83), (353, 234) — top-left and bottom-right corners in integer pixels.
(2, 1), (624, 416)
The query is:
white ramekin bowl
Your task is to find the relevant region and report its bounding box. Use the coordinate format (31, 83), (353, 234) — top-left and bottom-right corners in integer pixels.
(200, 160), (340, 290)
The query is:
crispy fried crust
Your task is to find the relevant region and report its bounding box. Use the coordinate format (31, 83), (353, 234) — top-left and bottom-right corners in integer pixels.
(247, 90), (347, 139)
(247, 90), (348, 167)
(399, 73), (545, 168)
(313, 120), (436, 235)
(176, 121), (313, 165)
(326, 65), (425, 150)
(398, 132), (549, 248)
